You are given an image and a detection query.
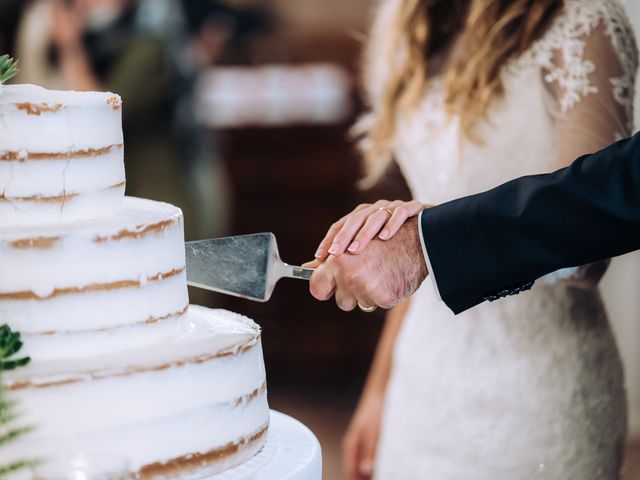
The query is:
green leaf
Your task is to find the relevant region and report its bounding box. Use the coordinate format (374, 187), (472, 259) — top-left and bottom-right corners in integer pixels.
(0, 459), (40, 477)
(0, 425), (34, 446)
(0, 55), (19, 84)
(0, 325), (30, 371)
(0, 357), (30, 371)
(0, 325), (34, 476)
(0, 396), (19, 424)
(0, 410), (18, 426)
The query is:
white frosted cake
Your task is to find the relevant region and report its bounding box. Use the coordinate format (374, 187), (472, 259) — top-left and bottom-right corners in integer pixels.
(0, 84), (125, 226)
(0, 85), (269, 478)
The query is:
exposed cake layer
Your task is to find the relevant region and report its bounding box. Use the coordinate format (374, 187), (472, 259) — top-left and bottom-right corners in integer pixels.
(0, 180), (126, 227)
(3, 305), (269, 478)
(19, 305), (188, 362)
(0, 197), (188, 353)
(0, 84), (124, 225)
(0, 145), (124, 196)
(0, 84), (123, 152)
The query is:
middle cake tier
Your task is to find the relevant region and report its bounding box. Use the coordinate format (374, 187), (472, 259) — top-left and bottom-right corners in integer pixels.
(0, 196), (188, 361)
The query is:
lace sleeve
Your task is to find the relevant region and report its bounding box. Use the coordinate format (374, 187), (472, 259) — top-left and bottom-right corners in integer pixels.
(537, 0), (638, 163)
(531, 0), (638, 284)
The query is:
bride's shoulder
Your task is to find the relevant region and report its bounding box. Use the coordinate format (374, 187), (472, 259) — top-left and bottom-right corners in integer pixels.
(506, 0), (638, 115)
(528, 0), (635, 57)
(511, 0), (637, 76)
(554, 0), (634, 37)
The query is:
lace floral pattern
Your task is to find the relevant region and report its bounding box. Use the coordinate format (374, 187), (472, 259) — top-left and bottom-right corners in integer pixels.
(511, 0), (638, 136)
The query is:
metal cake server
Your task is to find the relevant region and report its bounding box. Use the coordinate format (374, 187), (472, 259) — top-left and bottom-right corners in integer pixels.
(185, 233), (314, 302)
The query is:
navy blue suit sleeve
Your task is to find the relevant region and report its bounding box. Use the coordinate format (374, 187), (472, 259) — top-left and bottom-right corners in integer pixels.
(420, 132), (640, 314)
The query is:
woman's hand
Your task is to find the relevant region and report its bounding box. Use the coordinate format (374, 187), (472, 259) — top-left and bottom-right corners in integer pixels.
(314, 200), (427, 260)
(343, 390), (385, 480)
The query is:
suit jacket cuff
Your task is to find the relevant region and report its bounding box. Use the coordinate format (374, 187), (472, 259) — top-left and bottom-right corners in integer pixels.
(418, 209), (442, 300)
(419, 203), (486, 314)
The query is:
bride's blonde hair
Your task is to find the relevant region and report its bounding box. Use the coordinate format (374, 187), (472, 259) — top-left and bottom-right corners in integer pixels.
(358, 0), (562, 186)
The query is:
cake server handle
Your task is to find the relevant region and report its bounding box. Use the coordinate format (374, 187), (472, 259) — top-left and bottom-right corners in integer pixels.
(281, 264), (315, 280)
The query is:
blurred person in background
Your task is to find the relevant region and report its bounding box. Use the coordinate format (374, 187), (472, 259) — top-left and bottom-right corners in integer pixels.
(314, 1), (638, 479)
(14, 0), (243, 240)
(0, 1), (27, 56)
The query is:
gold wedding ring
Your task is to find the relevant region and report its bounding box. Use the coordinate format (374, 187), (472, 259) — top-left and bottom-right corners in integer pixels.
(378, 207), (394, 217)
(358, 303), (377, 313)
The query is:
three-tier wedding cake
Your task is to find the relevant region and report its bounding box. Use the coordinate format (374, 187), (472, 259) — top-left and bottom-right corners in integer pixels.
(0, 84), (269, 478)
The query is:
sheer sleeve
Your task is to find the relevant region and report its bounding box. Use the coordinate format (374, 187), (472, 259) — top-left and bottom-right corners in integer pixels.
(532, 0), (638, 284)
(543, 2), (638, 165)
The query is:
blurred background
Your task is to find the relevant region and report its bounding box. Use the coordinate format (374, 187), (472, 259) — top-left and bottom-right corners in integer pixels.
(0, 0), (639, 478)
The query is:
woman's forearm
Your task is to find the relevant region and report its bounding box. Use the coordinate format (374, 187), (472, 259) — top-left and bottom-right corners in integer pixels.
(362, 299), (411, 396)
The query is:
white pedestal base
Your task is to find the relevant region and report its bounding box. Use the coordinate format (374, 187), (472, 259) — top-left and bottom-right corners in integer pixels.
(207, 410), (322, 480)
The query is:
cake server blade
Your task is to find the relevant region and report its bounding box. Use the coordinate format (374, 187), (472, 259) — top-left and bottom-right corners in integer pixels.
(185, 233), (314, 302)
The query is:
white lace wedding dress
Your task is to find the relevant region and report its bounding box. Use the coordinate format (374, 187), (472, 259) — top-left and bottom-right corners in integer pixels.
(372, 1), (638, 478)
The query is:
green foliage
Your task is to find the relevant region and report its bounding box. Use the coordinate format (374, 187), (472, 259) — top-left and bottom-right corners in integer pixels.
(0, 326), (30, 370)
(0, 55), (18, 84)
(0, 461), (37, 478)
(0, 325), (34, 478)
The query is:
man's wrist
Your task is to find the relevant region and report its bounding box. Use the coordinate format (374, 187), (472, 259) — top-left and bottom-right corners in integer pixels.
(402, 215), (428, 288)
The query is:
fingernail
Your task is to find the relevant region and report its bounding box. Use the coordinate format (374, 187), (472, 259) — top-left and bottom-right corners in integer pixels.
(359, 459), (374, 475)
(328, 243), (339, 255)
(347, 240), (359, 252)
(314, 248), (324, 258)
(379, 229), (389, 239)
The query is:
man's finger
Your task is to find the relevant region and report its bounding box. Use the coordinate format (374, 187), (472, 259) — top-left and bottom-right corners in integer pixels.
(302, 258), (322, 269)
(355, 293), (377, 312)
(309, 265), (336, 301)
(335, 288), (358, 311)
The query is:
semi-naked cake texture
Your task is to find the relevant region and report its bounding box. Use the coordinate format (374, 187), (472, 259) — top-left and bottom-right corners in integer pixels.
(0, 197), (188, 361)
(0, 84), (125, 226)
(3, 306), (269, 478)
(0, 85), (269, 479)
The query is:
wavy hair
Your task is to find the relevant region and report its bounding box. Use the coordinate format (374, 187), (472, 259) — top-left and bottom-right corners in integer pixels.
(358, 0), (562, 186)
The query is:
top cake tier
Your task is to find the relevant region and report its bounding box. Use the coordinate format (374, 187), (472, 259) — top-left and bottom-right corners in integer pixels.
(0, 84), (125, 227)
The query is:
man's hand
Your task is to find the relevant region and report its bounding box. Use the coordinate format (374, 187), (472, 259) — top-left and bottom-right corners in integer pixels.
(309, 216), (428, 310)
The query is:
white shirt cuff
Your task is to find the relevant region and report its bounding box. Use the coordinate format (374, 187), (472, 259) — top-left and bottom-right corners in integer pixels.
(418, 209), (442, 300)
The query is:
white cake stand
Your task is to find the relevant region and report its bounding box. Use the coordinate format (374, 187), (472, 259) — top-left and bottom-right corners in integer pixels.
(206, 410), (322, 480)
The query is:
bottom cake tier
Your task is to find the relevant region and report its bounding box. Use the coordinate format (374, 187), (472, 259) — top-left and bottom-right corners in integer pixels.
(2, 305), (269, 479)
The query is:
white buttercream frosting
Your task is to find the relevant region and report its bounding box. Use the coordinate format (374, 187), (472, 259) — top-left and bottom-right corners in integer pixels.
(0, 197), (188, 342)
(0, 197), (184, 291)
(4, 306), (269, 475)
(1, 85), (270, 479)
(0, 146), (124, 197)
(0, 84), (123, 152)
(0, 84), (124, 226)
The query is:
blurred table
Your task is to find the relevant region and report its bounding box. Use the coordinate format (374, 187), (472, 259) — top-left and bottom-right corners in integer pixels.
(197, 64), (352, 129)
(208, 410), (322, 480)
